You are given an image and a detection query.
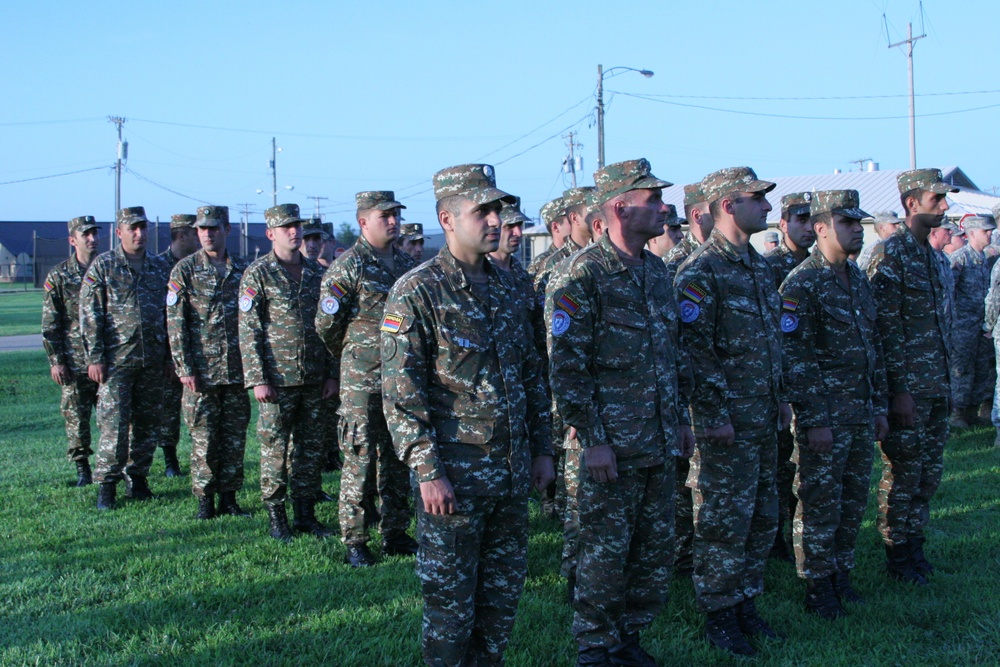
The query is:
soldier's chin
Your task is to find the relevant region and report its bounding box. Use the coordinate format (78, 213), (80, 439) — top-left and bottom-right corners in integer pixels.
(912, 213), (944, 228)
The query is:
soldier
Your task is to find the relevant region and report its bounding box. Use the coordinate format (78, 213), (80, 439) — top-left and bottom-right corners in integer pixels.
(526, 198), (568, 278)
(665, 183), (714, 284)
(856, 211), (902, 272)
(675, 167), (788, 657)
(396, 222), (426, 262)
(167, 206), (251, 519)
(381, 163), (553, 667)
(763, 230), (779, 252)
(239, 203), (338, 541)
(157, 213), (199, 477)
(948, 215), (998, 428)
(779, 190), (890, 618)
(645, 205), (683, 258)
(300, 217), (325, 262)
(941, 222), (966, 254)
(80, 207), (171, 510)
(318, 223), (337, 268)
(547, 158), (693, 666)
(42, 215), (101, 486)
(315, 191), (417, 565)
(984, 232), (1000, 447)
(489, 197), (543, 349)
(866, 168), (956, 585)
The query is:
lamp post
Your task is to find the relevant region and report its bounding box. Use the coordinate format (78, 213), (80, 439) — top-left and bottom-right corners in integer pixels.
(257, 184), (295, 206)
(596, 64), (654, 169)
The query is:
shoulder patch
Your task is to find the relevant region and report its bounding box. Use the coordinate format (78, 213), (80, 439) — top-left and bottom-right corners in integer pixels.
(44, 280), (54, 292)
(380, 314), (404, 333)
(551, 309), (572, 336)
(780, 313), (798, 332)
(243, 286), (258, 299)
(781, 296), (799, 312)
(168, 280), (181, 293)
(238, 295), (254, 312)
(83, 274), (96, 285)
(681, 282), (707, 303)
(557, 293), (581, 316)
(166, 291), (178, 307)
(320, 296), (340, 315)
(679, 300), (700, 323)
(329, 281), (347, 299)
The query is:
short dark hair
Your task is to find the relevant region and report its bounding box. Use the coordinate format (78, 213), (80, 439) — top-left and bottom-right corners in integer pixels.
(708, 196), (729, 221)
(436, 195), (466, 218)
(810, 212), (832, 228)
(566, 203), (588, 221)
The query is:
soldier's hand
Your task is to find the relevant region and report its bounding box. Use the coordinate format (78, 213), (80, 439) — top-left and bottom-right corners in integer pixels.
(779, 403), (792, 431)
(180, 376), (199, 393)
(530, 455), (555, 493)
(806, 426), (833, 453)
(566, 426), (578, 443)
(254, 384), (277, 403)
(420, 477), (456, 515)
(678, 425), (695, 458)
(703, 423), (735, 448)
(890, 392), (915, 428)
(874, 415), (889, 442)
(585, 444), (618, 483)
(50, 364), (71, 386)
(87, 364), (107, 385)
(321, 378), (338, 400)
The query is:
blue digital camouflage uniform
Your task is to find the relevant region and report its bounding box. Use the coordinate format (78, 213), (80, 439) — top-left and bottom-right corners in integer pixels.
(949, 239), (996, 411)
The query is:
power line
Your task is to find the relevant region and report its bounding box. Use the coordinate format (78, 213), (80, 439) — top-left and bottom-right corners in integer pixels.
(124, 166), (215, 205)
(0, 117), (105, 127)
(615, 88), (1000, 102)
(473, 94), (592, 161)
(0, 165), (109, 187)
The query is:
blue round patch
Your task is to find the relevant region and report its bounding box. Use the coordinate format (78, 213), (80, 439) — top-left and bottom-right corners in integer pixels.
(679, 300), (700, 323)
(780, 313), (798, 333)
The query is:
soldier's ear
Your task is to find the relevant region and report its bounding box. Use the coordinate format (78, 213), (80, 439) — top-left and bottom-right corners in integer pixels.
(439, 208), (454, 232)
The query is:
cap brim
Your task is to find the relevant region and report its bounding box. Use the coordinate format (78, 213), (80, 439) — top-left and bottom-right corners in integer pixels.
(784, 204), (810, 216)
(469, 187), (517, 206)
(373, 201), (406, 211)
(194, 220), (222, 228)
(747, 180), (777, 194)
(273, 218), (306, 227)
(927, 182), (959, 194)
(832, 207), (870, 220)
(77, 224), (100, 232)
(633, 176), (673, 190)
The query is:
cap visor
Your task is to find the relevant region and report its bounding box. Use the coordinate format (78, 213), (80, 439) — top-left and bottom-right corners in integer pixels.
(470, 187), (517, 206)
(634, 176), (674, 190)
(373, 201), (406, 211)
(194, 221), (221, 228)
(833, 207), (870, 220)
(785, 205), (810, 216)
(749, 180), (777, 194)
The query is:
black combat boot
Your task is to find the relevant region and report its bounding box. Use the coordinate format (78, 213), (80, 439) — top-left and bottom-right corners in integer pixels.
(908, 536), (934, 577)
(383, 533), (419, 557)
(196, 494), (216, 520)
(705, 606), (755, 657)
(125, 475), (154, 501)
(75, 459), (93, 487)
(885, 543), (927, 585)
(292, 498), (336, 538)
(162, 447), (182, 477)
(344, 543), (377, 567)
(831, 570), (865, 604)
(576, 646), (614, 667)
(267, 503), (293, 543)
(217, 491), (250, 517)
(609, 631), (657, 666)
(805, 576), (847, 619)
(737, 597), (785, 640)
(96, 482), (117, 511)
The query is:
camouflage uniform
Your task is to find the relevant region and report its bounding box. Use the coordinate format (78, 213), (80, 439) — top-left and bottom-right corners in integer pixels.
(381, 165), (552, 667)
(79, 207), (171, 484)
(865, 169), (955, 549)
(985, 254), (1000, 433)
(41, 217), (100, 466)
(315, 193), (416, 549)
(779, 191), (888, 582)
(548, 159), (690, 651)
(239, 205), (333, 507)
(675, 167), (782, 614)
(526, 198), (565, 279)
(167, 207), (250, 499)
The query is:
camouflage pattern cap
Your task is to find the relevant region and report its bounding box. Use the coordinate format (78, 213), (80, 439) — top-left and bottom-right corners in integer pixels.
(781, 192), (812, 217)
(764, 230), (779, 243)
(302, 216), (324, 236)
(664, 204), (680, 227)
(540, 198), (566, 228)
(170, 214), (196, 229)
(264, 203), (305, 229)
(562, 186), (596, 208)
(117, 206), (149, 226)
(809, 190), (869, 220)
(321, 222), (334, 239)
(356, 191), (406, 212)
(683, 183), (707, 207)
(993, 203), (1000, 221)
(68, 215), (99, 234)
(872, 211), (902, 225)
(593, 158), (672, 206)
(194, 205), (229, 228)
(400, 222), (424, 240)
(701, 166), (776, 206)
(897, 168), (959, 195)
(962, 215), (996, 232)
(584, 189), (602, 216)
(432, 163), (515, 205)
(942, 221), (963, 236)
(500, 196), (530, 226)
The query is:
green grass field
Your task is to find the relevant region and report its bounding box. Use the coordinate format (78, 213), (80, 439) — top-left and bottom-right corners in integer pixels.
(0, 291), (44, 337)
(1, 349), (998, 666)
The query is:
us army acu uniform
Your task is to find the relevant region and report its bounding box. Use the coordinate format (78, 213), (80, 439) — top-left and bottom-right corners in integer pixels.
(239, 203), (335, 540)
(675, 168), (782, 621)
(381, 164), (552, 667)
(526, 197), (565, 279)
(779, 191), (887, 613)
(157, 213), (197, 477)
(79, 207), (171, 507)
(167, 206), (251, 519)
(984, 246), (1000, 445)
(866, 168), (956, 583)
(315, 190), (417, 563)
(41, 215), (101, 485)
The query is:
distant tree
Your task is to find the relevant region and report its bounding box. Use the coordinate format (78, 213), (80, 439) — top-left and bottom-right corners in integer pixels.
(336, 222), (359, 248)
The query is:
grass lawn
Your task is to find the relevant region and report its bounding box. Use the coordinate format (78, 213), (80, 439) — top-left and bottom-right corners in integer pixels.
(1, 348), (998, 666)
(0, 291), (44, 337)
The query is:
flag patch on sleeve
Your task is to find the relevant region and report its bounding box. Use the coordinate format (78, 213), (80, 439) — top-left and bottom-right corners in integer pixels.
(380, 314), (404, 333)
(243, 287), (258, 298)
(782, 297), (799, 312)
(557, 294), (580, 316)
(681, 282), (707, 303)
(168, 280), (181, 293)
(329, 282), (347, 299)
(44, 280), (54, 292)
(83, 274), (96, 285)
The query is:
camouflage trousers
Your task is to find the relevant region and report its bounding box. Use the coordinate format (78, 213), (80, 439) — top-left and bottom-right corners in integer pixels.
(877, 396), (948, 546)
(338, 393), (411, 545)
(159, 372), (183, 449)
(183, 384), (250, 497)
(792, 422), (875, 579)
(416, 491), (528, 667)
(93, 366), (165, 483)
(257, 384), (324, 506)
(689, 399), (779, 613)
(775, 426), (797, 542)
(949, 325), (996, 409)
(60, 373), (98, 461)
(560, 441), (582, 579)
(674, 455), (694, 574)
(574, 461), (674, 649)
(992, 337), (1000, 428)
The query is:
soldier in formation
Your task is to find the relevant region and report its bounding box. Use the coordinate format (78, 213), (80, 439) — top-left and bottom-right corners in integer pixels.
(645, 204), (683, 258)
(396, 222), (426, 262)
(527, 198), (569, 278)
(856, 211), (902, 272)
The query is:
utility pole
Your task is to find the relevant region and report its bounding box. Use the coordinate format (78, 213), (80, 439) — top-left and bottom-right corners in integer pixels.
(270, 137), (278, 207)
(596, 64), (605, 170)
(237, 203), (253, 258)
(889, 23), (925, 170)
(563, 132), (583, 188)
(307, 196), (328, 219)
(109, 116), (126, 249)
(849, 157), (873, 172)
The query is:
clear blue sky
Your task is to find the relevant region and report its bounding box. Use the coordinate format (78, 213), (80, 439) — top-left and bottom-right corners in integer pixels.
(3, 0), (998, 232)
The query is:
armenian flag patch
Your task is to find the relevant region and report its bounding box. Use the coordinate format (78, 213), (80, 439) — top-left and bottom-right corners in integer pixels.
(168, 280), (182, 293)
(44, 280), (54, 292)
(782, 297), (799, 312)
(681, 282), (707, 303)
(329, 281), (347, 299)
(243, 286), (258, 299)
(557, 293), (580, 316)
(84, 274), (96, 285)
(380, 314), (404, 333)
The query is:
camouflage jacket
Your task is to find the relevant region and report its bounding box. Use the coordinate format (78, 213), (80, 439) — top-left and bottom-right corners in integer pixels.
(675, 229), (784, 430)
(315, 236), (415, 410)
(79, 248), (171, 370)
(160, 248), (184, 270)
(663, 233), (699, 286)
(490, 254), (545, 361)
(238, 251), (332, 388)
(166, 250), (248, 386)
(534, 237), (582, 297)
(949, 244), (989, 326)
(546, 233), (692, 468)
(527, 243), (558, 279)
(856, 240), (884, 273)
(984, 259), (1000, 338)
(779, 248), (888, 428)
(866, 223), (950, 397)
(41, 256), (90, 372)
(380, 245), (552, 497)
(764, 242), (806, 289)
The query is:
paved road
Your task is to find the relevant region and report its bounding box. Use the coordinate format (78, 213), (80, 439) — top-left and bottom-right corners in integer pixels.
(0, 334), (43, 352)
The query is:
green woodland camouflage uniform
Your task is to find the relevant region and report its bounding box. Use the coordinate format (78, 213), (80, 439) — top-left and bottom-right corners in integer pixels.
(865, 168), (955, 548)
(167, 206), (250, 499)
(315, 193), (416, 549)
(526, 198), (565, 278)
(79, 207), (171, 484)
(380, 164), (552, 667)
(675, 167), (782, 614)
(548, 159), (691, 650)
(42, 216), (101, 464)
(948, 215), (997, 411)
(779, 190), (888, 581)
(239, 204), (333, 507)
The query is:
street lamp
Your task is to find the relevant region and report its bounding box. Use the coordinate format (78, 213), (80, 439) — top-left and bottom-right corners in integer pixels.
(257, 185), (295, 207)
(596, 64), (654, 169)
